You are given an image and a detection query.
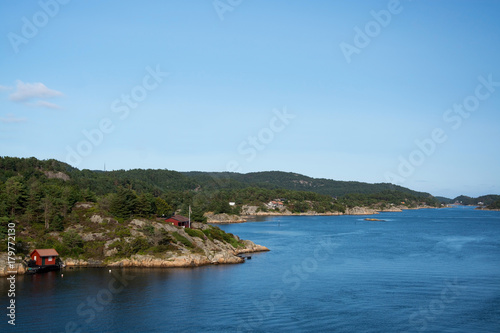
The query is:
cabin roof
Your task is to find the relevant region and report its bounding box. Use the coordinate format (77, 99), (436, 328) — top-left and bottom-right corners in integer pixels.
(31, 249), (59, 257)
(166, 215), (189, 223)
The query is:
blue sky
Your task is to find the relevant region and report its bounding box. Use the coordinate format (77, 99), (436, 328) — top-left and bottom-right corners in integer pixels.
(1, 0), (499, 198)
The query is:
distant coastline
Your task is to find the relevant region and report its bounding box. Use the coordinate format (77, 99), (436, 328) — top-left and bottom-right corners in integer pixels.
(476, 207), (500, 212)
(206, 205), (442, 223)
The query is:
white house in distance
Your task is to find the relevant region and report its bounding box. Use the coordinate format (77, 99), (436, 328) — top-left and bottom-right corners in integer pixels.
(267, 200), (284, 209)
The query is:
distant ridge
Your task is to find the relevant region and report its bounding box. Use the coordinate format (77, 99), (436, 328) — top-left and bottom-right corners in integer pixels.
(181, 171), (435, 198)
(0, 156), (435, 199)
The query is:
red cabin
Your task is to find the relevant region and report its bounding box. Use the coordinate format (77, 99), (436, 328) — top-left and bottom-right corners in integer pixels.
(165, 215), (190, 228)
(30, 249), (59, 266)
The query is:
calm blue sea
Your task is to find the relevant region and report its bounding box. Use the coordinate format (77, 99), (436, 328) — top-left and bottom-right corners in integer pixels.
(1, 207), (500, 332)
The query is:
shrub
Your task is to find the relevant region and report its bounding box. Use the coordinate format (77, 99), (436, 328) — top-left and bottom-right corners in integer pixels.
(61, 230), (84, 257)
(115, 225), (131, 238)
(142, 223), (155, 237)
(202, 226), (243, 248)
(109, 237), (151, 257)
(149, 244), (177, 253)
(128, 237), (151, 255)
(172, 232), (194, 248)
(185, 228), (205, 239)
(82, 241), (105, 259)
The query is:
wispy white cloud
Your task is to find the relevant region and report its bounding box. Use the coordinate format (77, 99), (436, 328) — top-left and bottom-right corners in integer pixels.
(3, 80), (64, 109)
(9, 80), (63, 102)
(28, 100), (62, 109)
(0, 113), (27, 123)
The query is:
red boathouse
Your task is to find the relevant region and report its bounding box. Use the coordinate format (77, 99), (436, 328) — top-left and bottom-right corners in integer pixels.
(165, 215), (190, 228)
(30, 249), (59, 266)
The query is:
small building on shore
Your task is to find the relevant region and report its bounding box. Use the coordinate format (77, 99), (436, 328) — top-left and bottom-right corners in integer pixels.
(30, 249), (59, 266)
(267, 200), (284, 209)
(165, 215), (191, 228)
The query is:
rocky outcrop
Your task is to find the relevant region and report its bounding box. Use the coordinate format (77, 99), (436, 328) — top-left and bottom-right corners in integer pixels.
(61, 218), (269, 269)
(43, 170), (70, 181)
(241, 205), (293, 216)
(345, 207), (379, 215)
(64, 258), (105, 267)
(108, 253), (244, 268)
(236, 240), (270, 255)
(205, 213), (247, 223)
(0, 256), (26, 277)
(476, 208), (500, 211)
(75, 202), (95, 209)
(70, 237), (270, 268)
(378, 207), (403, 212)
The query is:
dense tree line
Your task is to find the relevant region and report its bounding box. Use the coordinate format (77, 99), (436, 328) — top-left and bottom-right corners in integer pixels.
(453, 194), (500, 206)
(183, 171), (435, 198)
(338, 190), (440, 208)
(0, 156), (442, 254)
(487, 199), (500, 209)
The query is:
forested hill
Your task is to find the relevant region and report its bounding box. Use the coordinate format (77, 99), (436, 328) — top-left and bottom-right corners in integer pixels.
(0, 156), (441, 224)
(0, 157), (197, 196)
(453, 194), (500, 206)
(0, 156), (434, 198)
(0, 155), (444, 252)
(182, 171), (434, 198)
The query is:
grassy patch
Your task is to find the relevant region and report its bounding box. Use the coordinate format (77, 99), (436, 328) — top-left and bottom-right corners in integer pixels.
(108, 237), (151, 257)
(82, 241), (105, 260)
(114, 225), (132, 238)
(202, 225), (244, 248)
(172, 232), (194, 249)
(185, 228), (205, 240)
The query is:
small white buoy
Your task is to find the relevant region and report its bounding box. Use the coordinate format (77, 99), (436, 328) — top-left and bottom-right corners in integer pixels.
(109, 269), (112, 273)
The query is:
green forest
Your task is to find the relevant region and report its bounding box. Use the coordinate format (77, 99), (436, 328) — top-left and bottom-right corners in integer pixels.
(486, 199), (500, 209)
(0, 156), (443, 258)
(453, 194), (500, 206)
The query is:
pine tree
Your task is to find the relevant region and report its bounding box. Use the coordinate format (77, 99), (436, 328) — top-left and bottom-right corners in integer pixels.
(5, 176), (27, 217)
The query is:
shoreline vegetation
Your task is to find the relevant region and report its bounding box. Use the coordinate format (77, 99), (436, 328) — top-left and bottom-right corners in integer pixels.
(205, 204), (441, 223)
(0, 218), (269, 276)
(0, 156), (498, 276)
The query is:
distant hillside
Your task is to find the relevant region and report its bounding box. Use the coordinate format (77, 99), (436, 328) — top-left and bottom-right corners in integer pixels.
(182, 171), (434, 198)
(487, 199), (500, 209)
(0, 156), (444, 230)
(0, 156), (480, 266)
(435, 196), (453, 204)
(0, 156), (436, 200)
(453, 194), (500, 206)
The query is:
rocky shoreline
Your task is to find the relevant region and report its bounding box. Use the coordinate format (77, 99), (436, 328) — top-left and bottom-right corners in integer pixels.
(1, 205), (441, 275)
(0, 242), (269, 276)
(475, 207), (500, 211)
(0, 256), (26, 277)
(0, 220), (269, 276)
(206, 205), (440, 223)
(62, 240), (269, 269)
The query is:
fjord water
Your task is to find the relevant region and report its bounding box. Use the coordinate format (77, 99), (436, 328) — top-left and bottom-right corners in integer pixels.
(2, 207), (500, 332)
